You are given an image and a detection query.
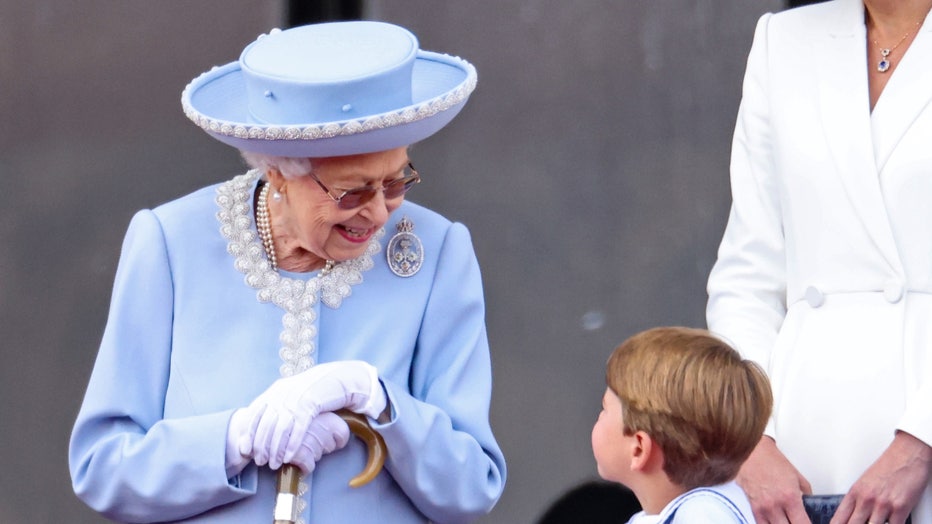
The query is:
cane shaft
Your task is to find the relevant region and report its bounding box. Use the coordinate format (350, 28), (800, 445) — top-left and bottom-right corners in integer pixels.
(272, 464), (301, 524)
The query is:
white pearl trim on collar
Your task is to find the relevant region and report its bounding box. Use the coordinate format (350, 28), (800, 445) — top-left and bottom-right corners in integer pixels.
(215, 169), (383, 376)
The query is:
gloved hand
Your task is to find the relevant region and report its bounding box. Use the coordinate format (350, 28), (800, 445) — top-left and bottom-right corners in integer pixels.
(227, 409), (352, 473)
(239, 360), (386, 467)
(285, 411), (351, 474)
(225, 408), (255, 478)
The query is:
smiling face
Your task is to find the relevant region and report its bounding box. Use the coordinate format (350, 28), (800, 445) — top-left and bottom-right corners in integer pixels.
(268, 146), (410, 268)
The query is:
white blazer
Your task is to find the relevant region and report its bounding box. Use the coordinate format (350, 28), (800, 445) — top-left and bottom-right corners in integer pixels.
(707, 0), (932, 518)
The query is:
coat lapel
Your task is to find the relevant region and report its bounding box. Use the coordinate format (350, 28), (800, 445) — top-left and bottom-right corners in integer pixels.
(814, 0), (901, 267)
(871, 11), (932, 172)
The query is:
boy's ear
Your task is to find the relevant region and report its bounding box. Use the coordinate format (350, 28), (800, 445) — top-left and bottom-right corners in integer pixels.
(630, 430), (661, 472)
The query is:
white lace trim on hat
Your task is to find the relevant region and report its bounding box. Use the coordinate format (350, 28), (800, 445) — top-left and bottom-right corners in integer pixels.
(215, 169), (382, 377)
(182, 55), (477, 142)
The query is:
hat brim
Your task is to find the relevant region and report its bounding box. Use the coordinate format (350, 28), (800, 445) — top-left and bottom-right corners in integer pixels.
(182, 51), (476, 157)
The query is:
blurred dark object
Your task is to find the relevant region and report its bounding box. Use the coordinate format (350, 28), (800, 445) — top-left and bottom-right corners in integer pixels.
(803, 494), (844, 524)
(287, 0), (363, 26)
(787, 0), (828, 8)
(537, 481), (642, 524)
(803, 494), (911, 524)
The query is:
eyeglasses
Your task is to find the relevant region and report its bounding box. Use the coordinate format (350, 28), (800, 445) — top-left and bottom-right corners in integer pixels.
(308, 162), (420, 210)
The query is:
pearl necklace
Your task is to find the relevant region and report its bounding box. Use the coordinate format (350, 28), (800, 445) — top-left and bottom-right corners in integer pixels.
(256, 182), (277, 270)
(256, 181), (334, 274)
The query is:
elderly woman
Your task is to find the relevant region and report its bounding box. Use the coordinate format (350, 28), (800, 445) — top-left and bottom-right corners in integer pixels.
(69, 21), (506, 523)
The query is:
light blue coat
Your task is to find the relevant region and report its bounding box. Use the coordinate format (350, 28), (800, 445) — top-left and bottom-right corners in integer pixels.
(69, 174), (507, 523)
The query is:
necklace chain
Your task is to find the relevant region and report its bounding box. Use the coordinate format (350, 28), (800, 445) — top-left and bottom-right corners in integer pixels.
(256, 181), (333, 274)
(873, 20), (922, 73)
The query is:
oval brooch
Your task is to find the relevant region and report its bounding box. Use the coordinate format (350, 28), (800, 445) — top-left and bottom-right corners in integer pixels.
(387, 215), (423, 277)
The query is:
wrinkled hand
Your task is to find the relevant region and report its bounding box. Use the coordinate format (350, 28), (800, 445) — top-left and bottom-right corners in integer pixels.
(737, 436), (812, 524)
(830, 431), (932, 524)
(238, 360), (386, 468)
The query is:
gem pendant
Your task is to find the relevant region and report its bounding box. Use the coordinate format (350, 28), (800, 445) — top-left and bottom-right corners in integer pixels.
(877, 48), (891, 73)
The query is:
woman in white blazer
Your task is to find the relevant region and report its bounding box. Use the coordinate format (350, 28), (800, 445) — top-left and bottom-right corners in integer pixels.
(706, 0), (932, 523)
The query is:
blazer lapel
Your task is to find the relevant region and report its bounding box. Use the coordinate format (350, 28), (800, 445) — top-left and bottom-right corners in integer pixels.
(871, 11), (932, 172)
(814, 0), (901, 267)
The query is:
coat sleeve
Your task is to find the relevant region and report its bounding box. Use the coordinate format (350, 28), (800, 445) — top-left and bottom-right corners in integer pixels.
(901, 382), (932, 447)
(68, 210), (257, 523)
(706, 13), (788, 381)
(371, 222), (507, 524)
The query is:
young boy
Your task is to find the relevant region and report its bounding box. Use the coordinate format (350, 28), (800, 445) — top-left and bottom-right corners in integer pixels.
(591, 326), (772, 523)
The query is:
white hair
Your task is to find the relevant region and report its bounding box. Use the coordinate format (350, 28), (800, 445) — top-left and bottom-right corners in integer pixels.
(240, 151), (315, 179)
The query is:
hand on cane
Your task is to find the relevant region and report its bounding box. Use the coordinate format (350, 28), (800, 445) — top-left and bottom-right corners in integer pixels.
(226, 410), (351, 475)
(235, 360), (387, 468)
(275, 412), (351, 473)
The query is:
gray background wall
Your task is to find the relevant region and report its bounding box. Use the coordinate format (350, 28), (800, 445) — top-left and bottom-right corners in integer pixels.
(1, 1), (783, 521)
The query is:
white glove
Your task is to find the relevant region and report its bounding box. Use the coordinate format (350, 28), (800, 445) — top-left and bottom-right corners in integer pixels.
(286, 411), (351, 474)
(240, 360), (386, 467)
(227, 409), (351, 473)
(225, 408), (255, 478)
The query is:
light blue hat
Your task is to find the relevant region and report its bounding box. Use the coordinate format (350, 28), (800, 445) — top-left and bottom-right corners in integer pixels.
(181, 21), (477, 157)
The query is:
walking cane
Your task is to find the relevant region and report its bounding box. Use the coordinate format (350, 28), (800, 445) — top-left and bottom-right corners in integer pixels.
(272, 409), (388, 524)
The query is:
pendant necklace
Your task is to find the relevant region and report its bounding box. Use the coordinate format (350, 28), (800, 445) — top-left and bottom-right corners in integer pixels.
(874, 20), (921, 73)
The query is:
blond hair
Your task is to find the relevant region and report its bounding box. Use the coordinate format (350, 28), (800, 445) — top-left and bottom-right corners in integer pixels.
(606, 326), (772, 489)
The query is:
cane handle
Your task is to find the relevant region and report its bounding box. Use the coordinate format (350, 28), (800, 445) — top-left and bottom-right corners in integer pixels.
(336, 409), (388, 487)
(272, 409), (388, 523)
